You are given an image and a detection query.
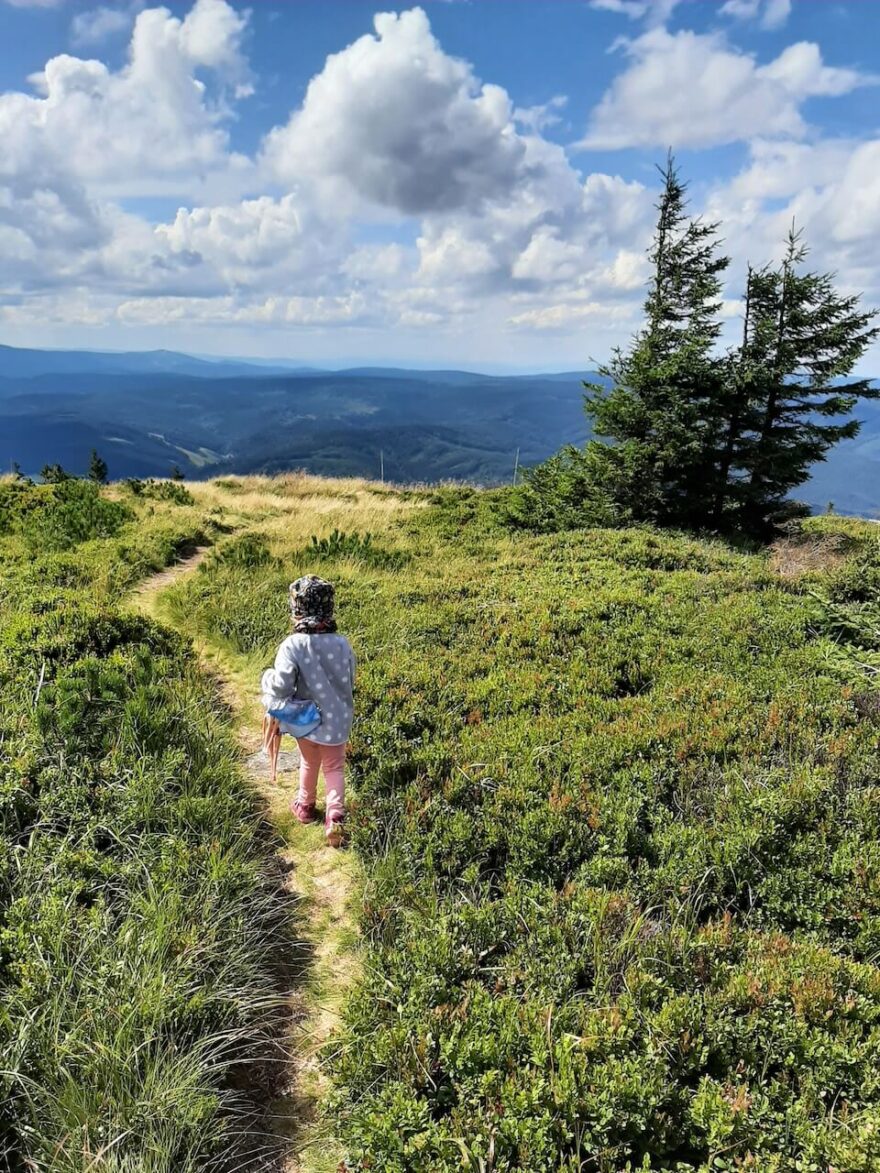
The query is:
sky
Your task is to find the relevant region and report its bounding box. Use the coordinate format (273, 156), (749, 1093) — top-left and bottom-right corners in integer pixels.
(0, 0), (879, 371)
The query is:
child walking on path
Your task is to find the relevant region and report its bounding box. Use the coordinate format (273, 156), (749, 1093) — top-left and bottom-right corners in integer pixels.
(261, 575), (356, 847)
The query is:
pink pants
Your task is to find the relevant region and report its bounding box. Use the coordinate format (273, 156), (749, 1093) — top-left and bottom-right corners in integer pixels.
(296, 738), (346, 822)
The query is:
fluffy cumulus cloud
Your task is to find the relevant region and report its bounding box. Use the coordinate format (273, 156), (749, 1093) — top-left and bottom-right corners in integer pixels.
(0, 0), (257, 308)
(153, 195), (350, 297)
(263, 8), (527, 215)
(2, 0), (879, 367)
(582, 28), (873, 150)
(691, 131), (880, 335)
(70, 5), (137, 47)
(5, 0), (251, 193)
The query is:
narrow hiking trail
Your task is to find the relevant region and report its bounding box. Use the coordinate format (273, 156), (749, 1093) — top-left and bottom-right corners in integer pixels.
(130, 549), (359, 1173)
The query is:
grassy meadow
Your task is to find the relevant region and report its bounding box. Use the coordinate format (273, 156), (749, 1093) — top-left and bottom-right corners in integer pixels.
(0, 476), (293, 1170)
(2, 472), (880, 1171)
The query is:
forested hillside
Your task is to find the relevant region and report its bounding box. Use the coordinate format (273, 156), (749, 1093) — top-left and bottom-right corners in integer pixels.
(2, 473), (880, 1170)
(0, 344), (876, 515)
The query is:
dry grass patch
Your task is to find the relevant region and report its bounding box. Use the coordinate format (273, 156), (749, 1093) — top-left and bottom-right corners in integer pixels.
(770, 532), (853, 579)
(186, 474), (425, 549)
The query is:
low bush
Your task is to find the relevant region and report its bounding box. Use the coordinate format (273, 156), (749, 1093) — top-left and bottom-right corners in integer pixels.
(0, 486), (286, 1170)
(125, 478), (195, 505)
(209, 532), (278, 569)
(169, 496), (880, 1171)
(0, 479), (131, 549)
(302, 528), (409, 570)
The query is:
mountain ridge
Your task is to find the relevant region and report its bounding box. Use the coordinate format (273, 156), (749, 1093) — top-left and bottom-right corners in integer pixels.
(1, 343), (876, 517)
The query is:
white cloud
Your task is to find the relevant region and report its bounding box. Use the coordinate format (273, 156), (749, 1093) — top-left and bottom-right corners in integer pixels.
(4, 0), (252, 195)
(722, 137), (856, 202)
(154, 194), (348, 296)
(697, 134), (880, 333)
(721, 0), (792, 30)
(513, 94), (567, 133)
(595, 248), (651, 292)
(581, 27), (874, 149)
(508, 299), (636, 331)
(0, 0), (661, 350)
(262, 7), (528, 215)
(588, 0), (683, 24)
(257, 3), (660, 330)
(4, 0), (877, 372)
(115, 291), (375, 328)
(71, 5), (136, 46)
(342, 243), (411, 282)
(417, 225), (498, 282)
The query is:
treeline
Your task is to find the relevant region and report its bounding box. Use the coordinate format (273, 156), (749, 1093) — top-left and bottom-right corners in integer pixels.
(515, 158), (878, 537)
(10, 450), (188, 486)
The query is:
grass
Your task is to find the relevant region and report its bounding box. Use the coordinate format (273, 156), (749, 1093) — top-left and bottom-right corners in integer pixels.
(0, 478), (295, 1170)
(164, 481), (880, 1172)
(114, 473), (429, 1168)
(4, 472), (880, 1171)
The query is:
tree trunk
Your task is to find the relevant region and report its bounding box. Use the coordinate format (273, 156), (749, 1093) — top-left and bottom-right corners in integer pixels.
(713, 269), (752, 525)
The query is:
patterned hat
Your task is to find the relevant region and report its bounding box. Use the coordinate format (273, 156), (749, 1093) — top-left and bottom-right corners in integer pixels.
(289, 575), (337, 633)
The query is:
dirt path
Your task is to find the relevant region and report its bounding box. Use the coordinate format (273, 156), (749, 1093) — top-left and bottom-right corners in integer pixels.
(130, 545), (210, 612)
(130, 553), (359, 1173)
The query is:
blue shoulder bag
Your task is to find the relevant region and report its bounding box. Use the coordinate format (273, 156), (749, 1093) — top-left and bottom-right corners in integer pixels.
(267, 698), (323, 738)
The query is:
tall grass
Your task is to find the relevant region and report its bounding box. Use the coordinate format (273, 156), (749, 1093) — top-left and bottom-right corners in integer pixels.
(0, 485), (294, 1170)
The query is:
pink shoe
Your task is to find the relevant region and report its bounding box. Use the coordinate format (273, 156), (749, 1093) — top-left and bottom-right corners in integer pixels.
(325, 815), (345, 848)
(292, 801), (317, 825)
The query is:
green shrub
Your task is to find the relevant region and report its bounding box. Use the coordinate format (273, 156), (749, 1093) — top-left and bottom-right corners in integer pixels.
(0, 490), (286, 1169)
(125, 478), (195, 505)
(504, 444), (622, 533)
(301, 528), (409, 570)
(209, 532), (277, 569)
(0, 479), (132, 550)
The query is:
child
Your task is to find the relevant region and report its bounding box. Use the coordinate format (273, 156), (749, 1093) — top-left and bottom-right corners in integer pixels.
(261, 575), (355, 847)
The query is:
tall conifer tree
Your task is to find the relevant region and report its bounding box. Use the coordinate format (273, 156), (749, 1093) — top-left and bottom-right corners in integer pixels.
(727, 229), (879, 532)
(584, 155), (729, 527)
(88, 449), (108, 484)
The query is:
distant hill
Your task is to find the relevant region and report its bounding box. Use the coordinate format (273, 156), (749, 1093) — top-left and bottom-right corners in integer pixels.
(0, 343), (876, 516)
(0, 345), (303, 380)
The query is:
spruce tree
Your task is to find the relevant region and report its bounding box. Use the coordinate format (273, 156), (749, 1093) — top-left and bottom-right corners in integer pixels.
(88, 449), (108, 484)
(584, 155), (729, 528)
(730, 229), (878, 533)
(41, 463), (70, 484)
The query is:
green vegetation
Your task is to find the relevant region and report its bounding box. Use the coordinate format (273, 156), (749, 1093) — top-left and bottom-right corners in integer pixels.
(0, 477), (132, 552)
(88, 448), (108, 485)
(518, 161), (878, 537)
(303, 529), (410, 570)
(3, 471), (880, 1170)
(0, 478), (288, 1170)
(156, 476), (880, 1172)
(124, 477), (196, 505)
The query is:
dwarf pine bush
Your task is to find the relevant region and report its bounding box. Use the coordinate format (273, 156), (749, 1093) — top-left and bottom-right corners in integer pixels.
(172, 493), (880, 1172)
(0, 478), (132, 551)
(0, 483), (287, 1170)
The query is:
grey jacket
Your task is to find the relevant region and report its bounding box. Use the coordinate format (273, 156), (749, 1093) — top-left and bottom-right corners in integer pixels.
(261, 632), (356, 745)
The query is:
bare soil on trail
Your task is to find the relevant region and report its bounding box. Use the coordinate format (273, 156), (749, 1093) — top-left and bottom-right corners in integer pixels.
(130, 553), (359, 1173)
(130, 546), (210, 603)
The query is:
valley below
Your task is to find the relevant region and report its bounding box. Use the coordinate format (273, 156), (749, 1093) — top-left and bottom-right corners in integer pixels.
(2, 344), (876, 516)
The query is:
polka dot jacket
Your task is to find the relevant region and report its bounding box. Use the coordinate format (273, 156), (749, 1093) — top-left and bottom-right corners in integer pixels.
(261, 633), (356, 746)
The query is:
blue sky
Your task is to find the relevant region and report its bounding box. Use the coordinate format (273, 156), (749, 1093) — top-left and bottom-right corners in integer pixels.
(1, 0), (878, 370)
